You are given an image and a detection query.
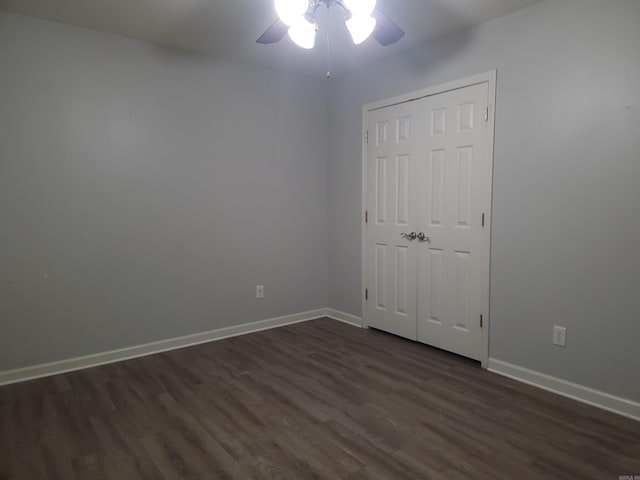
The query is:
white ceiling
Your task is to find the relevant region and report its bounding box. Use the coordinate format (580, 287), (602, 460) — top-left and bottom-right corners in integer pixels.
(0, 0), (543, 76)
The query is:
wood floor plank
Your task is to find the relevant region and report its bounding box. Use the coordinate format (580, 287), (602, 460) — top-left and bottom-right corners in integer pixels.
(0, 318), (638, 480)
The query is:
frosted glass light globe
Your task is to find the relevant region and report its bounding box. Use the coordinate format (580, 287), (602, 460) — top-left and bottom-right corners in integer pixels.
(288, 18), (316, 49)
(275, 0), (309, 27)
(344, 0), (376, 17)
(346, 15), (376, 44)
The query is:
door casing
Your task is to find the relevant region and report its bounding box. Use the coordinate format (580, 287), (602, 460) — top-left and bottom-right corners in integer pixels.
(361, 71), (497, 369)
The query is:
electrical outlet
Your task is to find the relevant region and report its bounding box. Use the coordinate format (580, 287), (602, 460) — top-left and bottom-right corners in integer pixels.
(553, 326), (567, 347)
(256, 285), (264, 299)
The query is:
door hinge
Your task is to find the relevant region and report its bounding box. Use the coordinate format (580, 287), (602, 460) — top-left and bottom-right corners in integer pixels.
(365, 289), (369, 300)
(365, 130), (369, 143)
(480, 314), (484, 328)
(484, 107), (489, 122)
(482, 213), (485, 227)
(365, 210), (368, 224)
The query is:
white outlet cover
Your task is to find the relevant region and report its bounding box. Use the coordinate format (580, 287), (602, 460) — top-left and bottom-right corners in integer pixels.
(553, 326), (567, 347)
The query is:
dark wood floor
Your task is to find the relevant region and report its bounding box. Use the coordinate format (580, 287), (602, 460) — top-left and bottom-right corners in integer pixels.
(1, 318), (639, 479)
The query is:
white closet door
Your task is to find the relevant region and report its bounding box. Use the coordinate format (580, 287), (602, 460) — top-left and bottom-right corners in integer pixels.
(364, 102), (423, 340)
(416, 82), (490, 361)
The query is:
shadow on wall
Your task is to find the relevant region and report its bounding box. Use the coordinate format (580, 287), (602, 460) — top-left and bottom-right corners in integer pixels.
(385, 0), (475, 73)
(145, 0), (277, 59)
(405, 27), (476, 74)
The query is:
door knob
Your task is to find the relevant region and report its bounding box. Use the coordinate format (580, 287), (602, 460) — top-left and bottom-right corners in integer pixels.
(417, 232), (431, 243)
(400, 232), (417, 240)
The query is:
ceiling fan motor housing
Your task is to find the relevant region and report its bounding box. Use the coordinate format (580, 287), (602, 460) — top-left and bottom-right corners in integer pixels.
(306, 0), (351, 23)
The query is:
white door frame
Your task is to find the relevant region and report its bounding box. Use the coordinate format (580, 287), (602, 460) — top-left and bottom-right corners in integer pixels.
(361, 70), (497, 369)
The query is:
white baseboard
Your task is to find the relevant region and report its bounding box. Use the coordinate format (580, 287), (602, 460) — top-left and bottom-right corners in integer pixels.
(488, 358), (640, 422)
(0, 309), (327, 387)
(325, 308), (363, 328)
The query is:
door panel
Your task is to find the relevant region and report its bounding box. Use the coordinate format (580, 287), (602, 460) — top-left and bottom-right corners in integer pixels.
(365, 103), (422, 340)
(417, 82), (489, 361)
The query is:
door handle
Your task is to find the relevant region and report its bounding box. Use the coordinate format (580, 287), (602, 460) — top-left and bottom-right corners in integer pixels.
(417, 232), (431, 243)
(400, 232), (417, 240)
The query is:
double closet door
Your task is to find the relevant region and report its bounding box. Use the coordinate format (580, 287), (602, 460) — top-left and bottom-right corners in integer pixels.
(364, 81), (491, 362)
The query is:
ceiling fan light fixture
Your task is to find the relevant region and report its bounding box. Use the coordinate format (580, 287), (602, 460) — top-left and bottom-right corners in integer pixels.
(288, 18), (317, 49)
(344, 0), (377, 17)
(274, 0), (308, 27)
(259, 0), (404, 52)
(346, 15), (376, 45)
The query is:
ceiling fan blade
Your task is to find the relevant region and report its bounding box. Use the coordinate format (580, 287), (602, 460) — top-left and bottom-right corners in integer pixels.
(257, 18), (289, 44)
(371, 8), (405, 46)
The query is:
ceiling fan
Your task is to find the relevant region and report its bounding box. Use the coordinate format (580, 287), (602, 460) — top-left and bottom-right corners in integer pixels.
(257, 0), (405, 50)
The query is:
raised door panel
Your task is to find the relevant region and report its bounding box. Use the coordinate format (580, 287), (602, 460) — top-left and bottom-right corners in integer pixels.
(365, 103), (421, 340)
(417, 82), (489, 361)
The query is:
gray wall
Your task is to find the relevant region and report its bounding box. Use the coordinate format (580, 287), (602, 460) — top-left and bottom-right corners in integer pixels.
(327, 0), (640, 402)
(0, 12), (328, 371)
